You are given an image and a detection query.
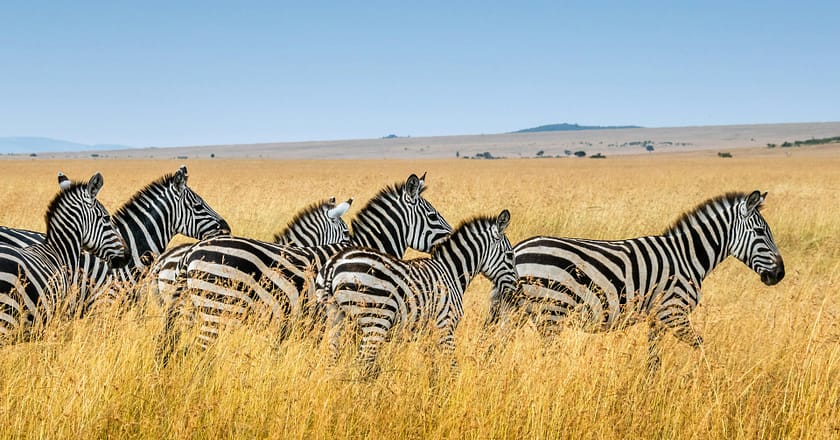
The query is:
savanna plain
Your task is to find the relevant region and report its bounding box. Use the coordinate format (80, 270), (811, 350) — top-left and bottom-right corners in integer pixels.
(0, 148), (838, 439)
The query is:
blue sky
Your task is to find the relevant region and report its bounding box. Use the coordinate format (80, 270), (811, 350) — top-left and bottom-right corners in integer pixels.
(2, 1), (838, 147)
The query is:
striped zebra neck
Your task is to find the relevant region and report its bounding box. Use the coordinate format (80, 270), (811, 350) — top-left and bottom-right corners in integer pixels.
(349, 188), (408, 257)
(429, 218), (493, 292)
(663, 193), (742, 284)
(43, 193), (87, 277)
(111, 178), (179, 269)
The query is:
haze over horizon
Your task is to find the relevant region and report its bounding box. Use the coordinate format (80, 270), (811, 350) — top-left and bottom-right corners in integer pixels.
(2, 1), (839, 148)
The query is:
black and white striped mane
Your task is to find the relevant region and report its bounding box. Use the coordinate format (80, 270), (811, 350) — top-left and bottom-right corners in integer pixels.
(664, 192), (749, 236)
(429, 214), (495, 256)
(112, 172), (180, 221)
(272, 198), (335, 241)
(349, 180), (428, 232)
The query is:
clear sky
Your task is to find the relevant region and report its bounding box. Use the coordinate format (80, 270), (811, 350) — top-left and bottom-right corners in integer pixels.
(2, 1), (838, 147)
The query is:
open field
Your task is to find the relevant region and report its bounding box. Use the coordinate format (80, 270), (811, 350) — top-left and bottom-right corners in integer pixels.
(19, 121), (840, 160)
(0, 146), (838, 438)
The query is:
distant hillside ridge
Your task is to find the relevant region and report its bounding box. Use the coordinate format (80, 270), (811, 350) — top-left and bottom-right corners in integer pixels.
(0, 137), (131, 154)
(513, 123), (642, 133)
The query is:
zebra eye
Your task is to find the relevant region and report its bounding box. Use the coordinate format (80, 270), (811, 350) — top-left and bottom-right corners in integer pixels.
(752, 227), (766, 236)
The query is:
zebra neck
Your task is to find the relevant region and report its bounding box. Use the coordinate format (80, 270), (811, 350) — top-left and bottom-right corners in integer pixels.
(349, 203), (408, 257)
(431, 233), (482, 294)
(664, 208), (733, 285)
(43, 228), (83, 275)
(113, 202), (173, 269)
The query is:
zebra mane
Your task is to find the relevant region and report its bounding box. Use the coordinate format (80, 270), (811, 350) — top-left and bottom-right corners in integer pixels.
(664, 192), (748, 235)
(112, 172), (179, 220)
(273, 198), (333, 241)
(430, 214), (496, 254)
(350, 180), (427, 232)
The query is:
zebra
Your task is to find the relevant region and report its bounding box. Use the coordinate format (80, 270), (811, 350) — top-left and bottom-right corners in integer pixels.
(315, 210), (516, 375)
(0, 172), (126, 338)
(150, 196), (353, 306)
(157, 173), (452, 362)
(491, 191), (785, 372)
(0, 166), (230, 312)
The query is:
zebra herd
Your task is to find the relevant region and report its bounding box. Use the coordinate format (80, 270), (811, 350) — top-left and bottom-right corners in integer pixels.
(0, 167), (785, 375)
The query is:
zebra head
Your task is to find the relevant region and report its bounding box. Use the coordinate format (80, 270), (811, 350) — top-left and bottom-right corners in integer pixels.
(169, 166), (231, 239)
(53, 172), (127, 265)
(402, 172), (453, 252)
(481, 209), (518, 296)
(730, 191), (785, 286)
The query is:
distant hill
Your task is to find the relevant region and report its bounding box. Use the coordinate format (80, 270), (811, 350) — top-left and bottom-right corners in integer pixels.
(513, 123), (642, 133)
(0, 137), (131, 154)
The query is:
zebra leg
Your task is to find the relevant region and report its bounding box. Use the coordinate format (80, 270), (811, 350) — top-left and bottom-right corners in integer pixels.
(356, 323), (389, 379)
(647, 321), (665, 374)
(325, 303), (346, 365)
(662, 310), (703, 348)
(438, 324), (459, 374)
(155, 299), (182, 367)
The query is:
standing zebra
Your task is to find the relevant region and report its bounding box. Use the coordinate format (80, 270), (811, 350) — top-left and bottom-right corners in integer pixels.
(0, 172), (126, 338)
(157, 173), (452, 361)
(150, 196), (353, 305)
(316, 210), (516, 375)
(0, 166), (230, 312)
(493, 191), (785, 371)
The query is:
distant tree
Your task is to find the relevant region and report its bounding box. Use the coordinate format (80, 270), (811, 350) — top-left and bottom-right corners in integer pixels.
(564, 149), (572, 156)
(456, 151), (460, 158)
(781, 141), (792, 148)
(645, 145), (655, 152)
(718, 152), (733, 158)
(590, 153), (606, 159)
(573, 150), (586, 157)
(766, 143), (776, 148)
(210, 153), (215, 158)
(536, 150), (544, 157)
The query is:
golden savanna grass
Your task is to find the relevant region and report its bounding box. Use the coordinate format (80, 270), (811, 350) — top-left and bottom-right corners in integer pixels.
(0, 148), (838, 438)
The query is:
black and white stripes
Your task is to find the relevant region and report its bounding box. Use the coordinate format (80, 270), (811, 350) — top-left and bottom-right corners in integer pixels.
(0, 166), (230, 312)
(316, 210), (515, 373)
(0, 173), (126, 338)
(157, 173), (452, 360)
(497, 191), (785, 370)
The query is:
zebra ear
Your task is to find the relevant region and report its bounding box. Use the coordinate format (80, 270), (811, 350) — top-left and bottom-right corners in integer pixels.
(87, 172), (104, 199)
(404, 174), (421, 203)
(172, 167), (187, 195)
(497, 209), (511, 234)
(328, 196), (336, 206)
(179, 165), (189, 181)
(328, 199), (352, 219)
(743, 190), (764, 216)
(57, 172), (72, 191)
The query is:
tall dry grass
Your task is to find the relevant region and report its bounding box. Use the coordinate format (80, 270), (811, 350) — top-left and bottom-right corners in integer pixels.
(0, 149), (838, 438)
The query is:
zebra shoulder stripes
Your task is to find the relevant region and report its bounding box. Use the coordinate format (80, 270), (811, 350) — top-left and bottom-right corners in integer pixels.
(316, 210), (516, 375)
(0, 173), (126, 338)
(0, 166), (230, 312)
(498, 191), (785, 371)
(150, 196), (353, 305)
(157, 173), (452, 361)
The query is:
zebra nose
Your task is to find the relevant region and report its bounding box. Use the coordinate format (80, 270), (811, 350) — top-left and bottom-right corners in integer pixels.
(761, 255), (785, 286)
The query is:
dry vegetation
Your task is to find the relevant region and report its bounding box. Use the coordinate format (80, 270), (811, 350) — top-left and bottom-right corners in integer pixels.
(0, 149), (838, 438)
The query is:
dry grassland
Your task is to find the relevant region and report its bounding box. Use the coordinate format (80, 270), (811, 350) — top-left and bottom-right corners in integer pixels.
(0, 148), (838, 438)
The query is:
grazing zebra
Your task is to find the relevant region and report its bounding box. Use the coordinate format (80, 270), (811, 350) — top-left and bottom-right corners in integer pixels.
(493, 191), (785, 371)
(0, 173), (126, 338)
(157, 173), (452, 362)
(0, 166), (230, 312)
(316, 210), (516, 375)
(150, 196), (353, 305)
